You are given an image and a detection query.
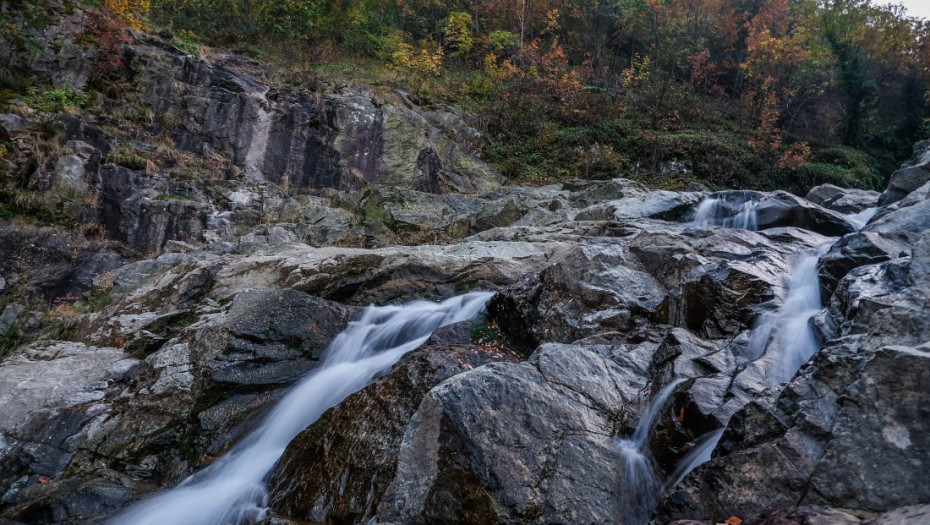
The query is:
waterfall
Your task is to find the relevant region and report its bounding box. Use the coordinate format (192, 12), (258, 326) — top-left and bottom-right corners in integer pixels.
(616, 379), (684, 525)
(662, 428), (725, 491)
(620, 244), (835, 522)
(108, 292), (494, 525)
(692, 195), (759, 230)
(743, 247), (829, 385)
(846, 207), (877, 230)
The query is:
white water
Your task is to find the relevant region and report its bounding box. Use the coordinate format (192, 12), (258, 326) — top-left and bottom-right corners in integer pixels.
(846, 206), (877, 230)
(743, 247), (829, 385)
(662, 428), (725, 491)
(617, 248), (827, 523)
(692, 195), (759, 230)
(109, 291), (494, 525)
(616, 379), (685, 525)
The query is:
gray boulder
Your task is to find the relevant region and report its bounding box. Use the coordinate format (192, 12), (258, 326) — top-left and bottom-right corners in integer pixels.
(806, 184), (879, 213)
(268, 337), (521, 524)
(878, 140), (930, 206)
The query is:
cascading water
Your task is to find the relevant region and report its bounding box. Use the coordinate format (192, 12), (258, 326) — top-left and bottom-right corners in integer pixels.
(620, 196), (852, 523)
(616, 379), (684, 525)
(741, 246), (830, 384)
(692, 195), (759, 230)
(108, 291), (494, 525)
(662, 428), (725, 491)
(846, 206), (877, 230)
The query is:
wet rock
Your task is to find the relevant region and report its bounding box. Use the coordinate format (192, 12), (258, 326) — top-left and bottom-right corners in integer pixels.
(574, 191), (703, 222)
(866, 180), (930, 240)
(817, 232), (906, 302)
(377, 342), (651, 524)
(668, 254), (786, 339)
(805, 184), (879, 214)
(877, 140), (930, 206)
(204, 289), (356, 389)
(697, 190), (856, 236)
(488, 243), (666, 350)
(657, 343), (930, 522)
(268, 342), (520, 524)
(1, 471), (156, 524)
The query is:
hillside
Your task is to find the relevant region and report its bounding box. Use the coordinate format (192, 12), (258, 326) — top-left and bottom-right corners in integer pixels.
(4, 0), (930, 196)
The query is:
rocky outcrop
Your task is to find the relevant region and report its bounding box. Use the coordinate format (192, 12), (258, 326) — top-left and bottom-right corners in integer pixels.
(805, 184), (879, 214)
(268, 327), (521, 524)
(656, 199), (930, 523)
(3, 4), (928, 524)
(376, 341), (651, 524)
(878, 140), (930, 206)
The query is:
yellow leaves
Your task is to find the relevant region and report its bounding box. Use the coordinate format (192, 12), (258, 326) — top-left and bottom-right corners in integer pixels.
(443, 11), (473, 57)
(544, 8), (561, 34)
(484, 53), (519, 82)
(387, 35), (444, 91)
(621, 54), (652, 88)
(105, 0), (150, 30)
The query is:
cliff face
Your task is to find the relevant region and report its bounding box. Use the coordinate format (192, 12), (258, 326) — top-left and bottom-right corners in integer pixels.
(1, 1), (501, 256)
(1, 3), (929, 525)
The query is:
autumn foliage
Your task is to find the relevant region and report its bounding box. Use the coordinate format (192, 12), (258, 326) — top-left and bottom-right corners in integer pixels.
(88, 0), (930, 190)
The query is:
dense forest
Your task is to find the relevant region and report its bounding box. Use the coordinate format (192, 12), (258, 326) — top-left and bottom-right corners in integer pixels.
(9, 0), (930, 192)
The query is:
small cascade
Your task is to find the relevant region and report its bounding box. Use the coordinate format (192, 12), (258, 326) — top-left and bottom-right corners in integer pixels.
(662, 428), (725, 491)
(846, 207), (878, 230)
(743, 247), (829, 385)
(692, 195), (759, 230)
(616, 379), (684, 524)
(109, 292), (494, 525)
(621, 245), (834, 523)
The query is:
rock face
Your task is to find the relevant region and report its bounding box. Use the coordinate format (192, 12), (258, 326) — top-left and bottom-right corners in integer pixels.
(806, 184), (879, 214)
(878, 140), (930, 206)
(656, 211), (930, 523)
(268, 330), (522, 524)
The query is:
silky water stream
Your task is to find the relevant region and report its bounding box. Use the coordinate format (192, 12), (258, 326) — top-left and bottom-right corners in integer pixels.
(109, 292), (494, 525)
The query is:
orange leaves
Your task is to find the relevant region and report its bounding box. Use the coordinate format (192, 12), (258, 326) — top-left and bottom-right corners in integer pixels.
(723, 517), (742, 525)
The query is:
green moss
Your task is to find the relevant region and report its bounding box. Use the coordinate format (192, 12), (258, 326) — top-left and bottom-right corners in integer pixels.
(25, 86), (88, 113)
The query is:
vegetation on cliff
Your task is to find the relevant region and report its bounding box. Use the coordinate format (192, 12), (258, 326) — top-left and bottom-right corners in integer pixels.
(139, 0), (930, 191)
(2, 0), (929, 194)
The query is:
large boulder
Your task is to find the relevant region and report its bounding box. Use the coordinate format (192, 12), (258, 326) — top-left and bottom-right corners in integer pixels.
(376, 341), (654, 524)
(268, 337), (521, 524)
(805, 184), (879, 214)
(878, 140), (930, 206)
(488, 243), (667, 352)
(817, 232), (907, 302)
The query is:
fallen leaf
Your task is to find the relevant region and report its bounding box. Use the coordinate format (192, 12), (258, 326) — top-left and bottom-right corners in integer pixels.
(724, 517), (742, 525)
